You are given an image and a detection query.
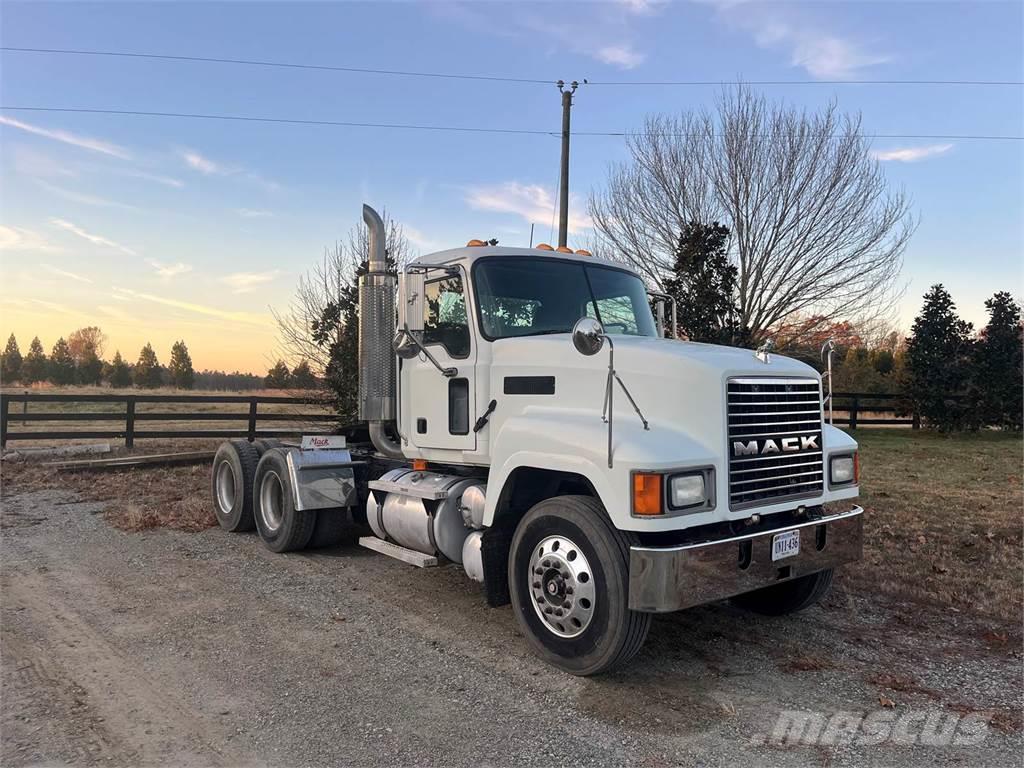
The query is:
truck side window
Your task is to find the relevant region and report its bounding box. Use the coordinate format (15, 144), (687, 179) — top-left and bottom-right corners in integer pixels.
(423, 276), (470, 358)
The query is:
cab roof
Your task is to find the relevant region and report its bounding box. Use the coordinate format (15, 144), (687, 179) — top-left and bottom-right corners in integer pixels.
(410, 245), (636, 274)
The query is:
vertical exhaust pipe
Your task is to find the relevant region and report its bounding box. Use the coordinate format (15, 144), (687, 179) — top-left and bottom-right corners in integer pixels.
(359, 204), (404, 459)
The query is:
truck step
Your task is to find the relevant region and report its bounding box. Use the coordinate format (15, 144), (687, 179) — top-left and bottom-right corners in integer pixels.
(358, 536), (439, 568)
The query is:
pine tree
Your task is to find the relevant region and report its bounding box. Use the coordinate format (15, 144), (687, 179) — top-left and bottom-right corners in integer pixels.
(975, 292), (1022, 430)
(21, 337), (47, 384)
(48, 338), (76, 386)
(661, 222), (745, 345)
(905, 285), (976, 431)
(264, 360), (291, 389)
(1, 334), (22, 383)
(168, 340), (195, 389)
(107, 350), (132, 388)
(289, 360), (317, 389)
(134, 343), (163, 388)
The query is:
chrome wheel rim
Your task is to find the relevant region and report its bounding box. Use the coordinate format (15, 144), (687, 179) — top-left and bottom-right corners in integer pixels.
(259, 471), (285, 533)
(215, 461), (236, 515)
(528, 535), (596, 638)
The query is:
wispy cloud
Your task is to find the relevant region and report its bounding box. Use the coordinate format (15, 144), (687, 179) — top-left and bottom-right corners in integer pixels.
(42, 263), (93, 284)
(465, 182), (592, 234)
(871, 143), (954, 163)
(11, 145), (78, 179)
(113, 287), (272, 326)
(706, 2), (889, 80)
(0, 115), (131, 159)
(97, 304), (135, 323)
(147, 259), (193, 278)
(236, 208), (274, 218)
(29, 298), (77, 315)
(596, 44), (645, 69)
(404, 225), (445, 253)
(0, 225), (63, 253)
(180, 149), (222, 175)
(220, 270), (282, 294)
(120, 169), (185, 188)
(36, 180), (141, 210)
(49, 218), (137, 256)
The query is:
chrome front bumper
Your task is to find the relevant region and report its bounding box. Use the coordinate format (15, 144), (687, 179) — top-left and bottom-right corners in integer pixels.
(628, 506), (864, 613)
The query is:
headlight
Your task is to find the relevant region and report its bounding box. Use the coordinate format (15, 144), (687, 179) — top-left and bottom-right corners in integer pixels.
(669, 472), (707, 509)
(830, 454), (858, 485)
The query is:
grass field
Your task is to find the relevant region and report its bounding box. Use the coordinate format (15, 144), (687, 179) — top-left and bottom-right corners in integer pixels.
(841, 429), (1022, 623)
(2, 427), (1021, 625)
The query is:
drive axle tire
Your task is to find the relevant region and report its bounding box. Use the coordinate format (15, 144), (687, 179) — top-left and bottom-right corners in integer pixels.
(307, 510), (357, 549)
(253, 448), (316, 553)
(253, 438), (284, 457)
(509, 495), (650, 676)
(211, 440), (260, 532)
(730, 568), (835, 615)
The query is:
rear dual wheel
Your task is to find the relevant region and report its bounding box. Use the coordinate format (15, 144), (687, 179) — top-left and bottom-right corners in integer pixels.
(211, 440), (260, 532)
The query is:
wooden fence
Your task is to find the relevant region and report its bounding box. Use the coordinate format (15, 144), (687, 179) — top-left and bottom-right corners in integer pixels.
(0, 393), (336, 448)
(829, 392), (918, 429)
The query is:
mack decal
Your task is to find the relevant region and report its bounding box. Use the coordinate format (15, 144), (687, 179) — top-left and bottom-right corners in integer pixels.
(733, 435), (820, 456)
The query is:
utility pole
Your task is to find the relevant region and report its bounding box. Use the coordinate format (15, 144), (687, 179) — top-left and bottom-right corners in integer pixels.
(557, 80), (578, 249)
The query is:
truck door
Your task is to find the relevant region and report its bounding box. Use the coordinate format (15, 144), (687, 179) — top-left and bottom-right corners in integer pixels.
(406, 272), (477, 451)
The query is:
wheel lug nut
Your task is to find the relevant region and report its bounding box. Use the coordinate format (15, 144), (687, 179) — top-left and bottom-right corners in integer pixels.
(566, 587), (574, 595)
(542, 560), (551, 568)
(544, 607), (553, 615)
(554, 609), (563, 616)
(561, 571), (570, 579)
(533, 581), (540, 589)
(563, 601), (571, 609)
(534, 567), (543, 575)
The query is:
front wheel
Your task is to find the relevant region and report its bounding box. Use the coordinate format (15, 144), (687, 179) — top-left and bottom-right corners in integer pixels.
(730, 569), (835, 615)
(508, 495), (650, 676)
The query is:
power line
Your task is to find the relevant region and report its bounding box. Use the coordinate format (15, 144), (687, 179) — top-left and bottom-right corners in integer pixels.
(2, 106), (1021, 141)
(0, 46), (554, 85)
(587, 78), (1024, 87)
(2, 47), (1021, 88)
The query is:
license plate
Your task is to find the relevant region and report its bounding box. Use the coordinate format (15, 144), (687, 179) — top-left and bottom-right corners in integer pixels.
(772, 530), (800, 561)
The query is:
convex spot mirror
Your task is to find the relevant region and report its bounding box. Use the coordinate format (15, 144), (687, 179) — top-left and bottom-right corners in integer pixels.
(392, 329), (419, 359)
(572, 316), (605, 356)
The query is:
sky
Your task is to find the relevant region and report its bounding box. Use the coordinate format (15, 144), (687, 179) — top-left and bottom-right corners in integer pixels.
(1, 0), (1021, 375)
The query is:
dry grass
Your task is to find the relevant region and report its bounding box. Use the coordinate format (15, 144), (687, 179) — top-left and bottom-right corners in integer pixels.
(840, 429), (1023, 623)
(1, 440), (219, 533)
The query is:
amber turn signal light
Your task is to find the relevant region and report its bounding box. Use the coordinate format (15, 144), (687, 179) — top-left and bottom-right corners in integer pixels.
(632, 473), (663, 516)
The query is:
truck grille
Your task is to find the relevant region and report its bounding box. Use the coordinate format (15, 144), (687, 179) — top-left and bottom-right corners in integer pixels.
(727, 378), (824, 509)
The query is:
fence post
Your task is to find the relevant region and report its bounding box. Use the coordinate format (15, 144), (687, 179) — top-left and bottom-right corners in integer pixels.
(912, 410), (921, 430)
(125, 396), (136, 449)
(1, 395), (8, 449)
(22, 390), (28, 426)
(248, 398), (258, 441)
(849, 395), (859, 430)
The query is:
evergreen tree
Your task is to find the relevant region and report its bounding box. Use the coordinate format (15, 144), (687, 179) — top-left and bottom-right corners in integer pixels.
(661, 222), (745, 345)
(21, 337), (47, 384)
(48, 338), (76, 386)
(975, 292), (1022, 430)
(265, 360), (292, 389)
(134, 343), (162, 388)
(290, 360), (317, 389)
(905, 285), (976, 431)
(1, 334), (22, 383)
(168, 340), (195, 389)
(106, 350), (132, 388)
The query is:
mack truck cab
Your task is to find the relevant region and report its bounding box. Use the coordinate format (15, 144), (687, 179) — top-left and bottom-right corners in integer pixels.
(211, 204), (863, 676)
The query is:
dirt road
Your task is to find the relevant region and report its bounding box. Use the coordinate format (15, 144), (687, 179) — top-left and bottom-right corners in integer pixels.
(2, 487), (1020, 767)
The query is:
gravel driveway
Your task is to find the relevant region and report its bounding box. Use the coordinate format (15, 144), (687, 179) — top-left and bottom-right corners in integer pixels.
(2, 488), (1020, 767)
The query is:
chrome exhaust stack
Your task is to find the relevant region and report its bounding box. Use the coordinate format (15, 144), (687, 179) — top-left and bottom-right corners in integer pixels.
(359, 204), (404, 459)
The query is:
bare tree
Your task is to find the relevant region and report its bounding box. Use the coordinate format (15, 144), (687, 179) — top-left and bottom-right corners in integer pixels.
(272, 211), (413, 412)
(589, 87), (914, 345)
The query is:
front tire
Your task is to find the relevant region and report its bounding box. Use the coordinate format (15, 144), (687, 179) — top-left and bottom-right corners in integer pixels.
(730, 568), (835, 615)
(508, 495), (650, 676)
(253, 448), (316, 553)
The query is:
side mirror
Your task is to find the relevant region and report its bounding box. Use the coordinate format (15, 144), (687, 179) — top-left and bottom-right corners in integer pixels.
(399, 271), (425, 333)
(571, 317), (605, 356)
(392, 329), (419, 360)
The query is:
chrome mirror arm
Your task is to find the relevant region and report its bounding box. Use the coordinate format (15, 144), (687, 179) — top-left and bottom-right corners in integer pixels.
(821, 338), (836, 425)
(393, 326), (458, 378)
(600, 335), (650, 469)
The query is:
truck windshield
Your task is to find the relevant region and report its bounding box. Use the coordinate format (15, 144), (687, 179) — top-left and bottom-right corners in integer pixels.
(473, 257), (657, 340)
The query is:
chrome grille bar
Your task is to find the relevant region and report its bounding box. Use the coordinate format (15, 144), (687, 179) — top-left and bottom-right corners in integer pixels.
(727, 378), (824, 509)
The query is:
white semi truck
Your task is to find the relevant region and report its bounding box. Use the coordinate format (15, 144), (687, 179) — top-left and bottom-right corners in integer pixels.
(210, 205), (863, 675)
